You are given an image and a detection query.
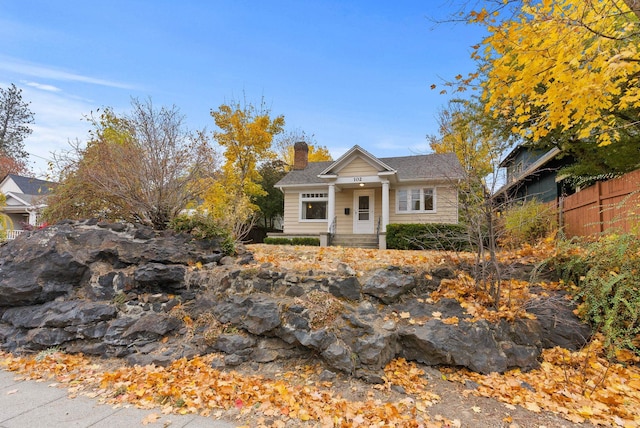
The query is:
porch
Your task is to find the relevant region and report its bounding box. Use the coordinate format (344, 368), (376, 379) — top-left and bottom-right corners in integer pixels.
(329, 233), (379, 249)
(4, 229), (25, 240)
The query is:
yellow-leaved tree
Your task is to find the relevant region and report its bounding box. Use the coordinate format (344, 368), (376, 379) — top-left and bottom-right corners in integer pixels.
(273, 129), (333, 169)
(428, 99), (498, 179)
(472, 0), (640, 147)
(0, 193), (12, 240)
(203, 99), (285, 239)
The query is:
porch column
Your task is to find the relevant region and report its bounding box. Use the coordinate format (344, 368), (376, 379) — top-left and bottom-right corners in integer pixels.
(328, 183), (336, 233)
(381, 180), (389, 232)
(27, 209), (38, 226)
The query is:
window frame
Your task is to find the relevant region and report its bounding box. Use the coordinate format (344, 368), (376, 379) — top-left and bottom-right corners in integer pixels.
(299, 191), (329, 222)
(395, 186), (436, 214)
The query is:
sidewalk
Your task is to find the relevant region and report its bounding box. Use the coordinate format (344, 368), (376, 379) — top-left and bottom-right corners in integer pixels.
(0, 369), (236, 427)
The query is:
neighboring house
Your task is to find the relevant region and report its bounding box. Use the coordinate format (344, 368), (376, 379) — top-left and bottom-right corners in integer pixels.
(0, 174), (56, 239)
(495, 145), (573, 204)
(274, 142), (465, 249)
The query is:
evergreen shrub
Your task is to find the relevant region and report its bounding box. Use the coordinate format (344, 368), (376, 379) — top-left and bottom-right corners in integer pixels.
(386, 223), (469, 251)
(263, 237), (320, 246)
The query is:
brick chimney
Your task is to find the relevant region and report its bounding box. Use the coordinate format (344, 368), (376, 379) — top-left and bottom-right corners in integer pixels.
(293, 141), (309, 170)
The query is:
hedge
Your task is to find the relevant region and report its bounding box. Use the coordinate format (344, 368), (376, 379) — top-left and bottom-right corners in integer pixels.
(263, 237), (320, 246)
(386, 223), (470, 251)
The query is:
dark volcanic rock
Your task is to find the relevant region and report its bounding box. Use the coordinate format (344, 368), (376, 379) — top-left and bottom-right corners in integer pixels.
(2, 301), (117, 329)
(122, 313), (181, 343)
(525, 295), (591, 350)
(321, 340), (355, 373)
(362, 267), (416, 304)
(0, 246), (88, 306)
(399, 319), (540, 374)
(353, 331), (399, 367)
(213, 334), (257, 354)
(25, 327), (76, 347)
(328, 276), (362, 301)
(134, 263), (187, 289)
(214, 294), (282, 335)
(0, 221), (593, 381)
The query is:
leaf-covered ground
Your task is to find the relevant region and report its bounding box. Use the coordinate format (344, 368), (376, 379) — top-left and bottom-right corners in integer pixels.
(1, 244), (639, 427)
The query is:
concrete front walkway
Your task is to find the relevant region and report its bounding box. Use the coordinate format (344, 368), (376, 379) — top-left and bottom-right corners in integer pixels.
(0, 369), (236, 428)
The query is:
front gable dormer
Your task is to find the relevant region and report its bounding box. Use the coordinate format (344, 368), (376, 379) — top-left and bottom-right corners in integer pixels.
(317, 145), (397, 184)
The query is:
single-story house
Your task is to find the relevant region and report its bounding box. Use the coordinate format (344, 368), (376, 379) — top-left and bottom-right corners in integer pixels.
(0, 174), (56, 239)
(273, 143), (465, 249)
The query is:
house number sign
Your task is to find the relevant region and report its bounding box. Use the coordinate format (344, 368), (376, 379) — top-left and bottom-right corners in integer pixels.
(353, 177), (363, 182)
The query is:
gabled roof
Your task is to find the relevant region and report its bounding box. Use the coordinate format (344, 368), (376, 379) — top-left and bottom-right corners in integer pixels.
(276, 161), (333, 187)
(319, 145), (395, 176)
(275, 146), (465, 188)
(380, 153), (464, 181)
(4, 192), (31, 206)
(1, 174), (56, 196)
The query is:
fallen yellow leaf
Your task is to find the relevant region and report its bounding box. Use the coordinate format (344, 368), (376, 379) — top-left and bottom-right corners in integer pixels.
(141, 413), (160, 425)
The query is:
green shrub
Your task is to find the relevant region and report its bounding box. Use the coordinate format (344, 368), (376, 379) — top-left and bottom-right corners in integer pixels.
(500, 199), (556, 248)
(263, 237), (291, 245)
(552, 233), (640, 359)
(291, 237), (320, 246)
(386, 223), (470, 251)
(263, 236), (320, 246)
(169, 213), (236, 255)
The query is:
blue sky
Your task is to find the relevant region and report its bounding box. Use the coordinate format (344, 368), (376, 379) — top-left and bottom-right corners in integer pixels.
(0, 1), (485, 176)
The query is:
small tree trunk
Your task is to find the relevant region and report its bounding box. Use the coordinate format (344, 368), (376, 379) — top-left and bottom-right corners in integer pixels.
(624, 0), (640, 20)
(484, 189), (502, 309)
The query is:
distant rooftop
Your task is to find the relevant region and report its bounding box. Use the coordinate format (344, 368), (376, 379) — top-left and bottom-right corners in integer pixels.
(5, 174), (56, 196)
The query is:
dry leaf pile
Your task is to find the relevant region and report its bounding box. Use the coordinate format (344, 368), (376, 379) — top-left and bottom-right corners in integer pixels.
(444, 335), (640, 427)
(1, 351), (457, 427)
(248, 244), (456, 275)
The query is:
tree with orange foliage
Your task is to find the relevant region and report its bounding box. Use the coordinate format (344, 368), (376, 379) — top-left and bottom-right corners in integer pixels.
(0, 156), (30, 178)
(45, 99), (215, 229)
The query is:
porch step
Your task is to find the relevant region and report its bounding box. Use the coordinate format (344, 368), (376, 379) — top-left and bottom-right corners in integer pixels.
(330, 234), (379, 249)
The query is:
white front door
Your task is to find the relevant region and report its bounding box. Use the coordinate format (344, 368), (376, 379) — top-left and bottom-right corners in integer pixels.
(353, 189), (375, 234)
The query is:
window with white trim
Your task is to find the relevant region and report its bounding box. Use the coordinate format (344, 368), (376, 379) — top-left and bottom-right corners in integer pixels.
(397, 187), (435, 213)
(300, 192), (328, 220)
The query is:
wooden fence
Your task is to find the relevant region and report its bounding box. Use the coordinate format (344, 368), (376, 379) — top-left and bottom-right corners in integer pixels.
(560, 169), (640, 237)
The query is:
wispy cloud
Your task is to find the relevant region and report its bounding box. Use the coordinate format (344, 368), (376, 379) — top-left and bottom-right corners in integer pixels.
(18, 85), (95, 176)
(23, 81), (61, 92)
(0, 56), (137, 90)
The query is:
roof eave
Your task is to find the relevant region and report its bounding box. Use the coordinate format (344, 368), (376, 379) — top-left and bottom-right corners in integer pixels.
(319, 145), (395, 175)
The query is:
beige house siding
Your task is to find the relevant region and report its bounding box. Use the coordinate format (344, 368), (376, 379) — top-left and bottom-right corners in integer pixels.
(333, 190), (352, 234)
(332, 188), (385, 234)
(388, 186), (458, 225)
(281, 185), (458, 235)
(281, 189), (327, 235)
(337, 157), (379, 177)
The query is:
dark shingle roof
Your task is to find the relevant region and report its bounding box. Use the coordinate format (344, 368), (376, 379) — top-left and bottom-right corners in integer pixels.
(275, 161), (333, 187)
(275, 152), (464, 187)
(7, 174), (56, 195)
(380, 153), (465, 181)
